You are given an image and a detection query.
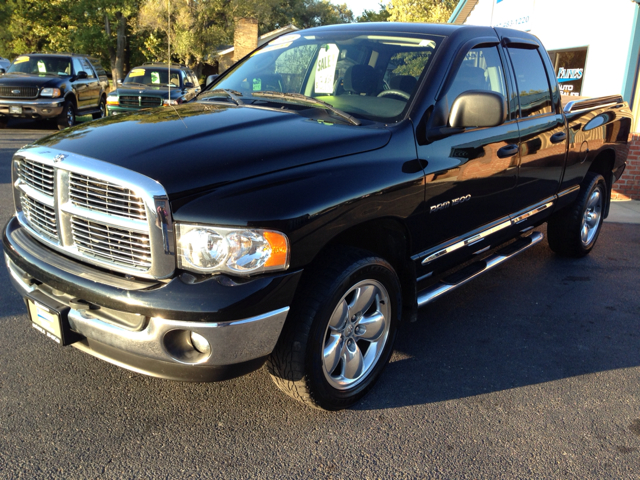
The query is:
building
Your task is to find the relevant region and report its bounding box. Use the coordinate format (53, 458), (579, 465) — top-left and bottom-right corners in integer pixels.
(213, 22), (299, 73)
(450, 0), (640, 199)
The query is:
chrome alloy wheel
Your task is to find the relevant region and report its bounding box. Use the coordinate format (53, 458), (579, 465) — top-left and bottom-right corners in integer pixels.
(66, 104), (75, 126)
(322, 279), (391, 390)
(581, 187), (602, 246)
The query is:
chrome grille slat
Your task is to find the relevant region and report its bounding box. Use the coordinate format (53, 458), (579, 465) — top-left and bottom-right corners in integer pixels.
(71, 230), (151, 253)
(71, 217), (152, 269)
(69, 173), (147, 221)
(21, 195), (57, 238)
(18, 159), (55, 196)
(70, 223), (150, 246)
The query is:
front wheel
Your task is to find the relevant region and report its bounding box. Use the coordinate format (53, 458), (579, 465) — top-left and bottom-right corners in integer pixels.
(92, 96), (106, 120)
(57, 100), (76, 130)
(548, 172), (607, 257)
(267, 248), (401, 410)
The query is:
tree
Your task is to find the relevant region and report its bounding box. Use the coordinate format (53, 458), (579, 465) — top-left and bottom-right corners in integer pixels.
(263, 0), (353, 32)
(387, 0), (456, 24)
(356, 4), (390, 23)
(69, 0), (141, 83)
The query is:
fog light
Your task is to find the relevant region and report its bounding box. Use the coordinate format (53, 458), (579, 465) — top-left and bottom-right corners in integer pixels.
(190, 331), (211, 355)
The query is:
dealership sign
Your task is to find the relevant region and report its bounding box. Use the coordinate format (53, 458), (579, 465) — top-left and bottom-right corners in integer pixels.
(492, 0), (535, 31)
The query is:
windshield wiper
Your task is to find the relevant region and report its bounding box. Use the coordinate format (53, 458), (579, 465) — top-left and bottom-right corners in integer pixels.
(198, 89), (244, 106)
(250, 91), (361, 126)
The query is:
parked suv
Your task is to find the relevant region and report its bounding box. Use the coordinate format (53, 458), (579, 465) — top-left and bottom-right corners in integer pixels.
(0, 53), (108, 129)
(106, 63), (200, 115)
(0, 56), (10, 71)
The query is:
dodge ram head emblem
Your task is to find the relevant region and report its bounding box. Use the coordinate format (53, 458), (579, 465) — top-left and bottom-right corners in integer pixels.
(53, 154), (67, 163)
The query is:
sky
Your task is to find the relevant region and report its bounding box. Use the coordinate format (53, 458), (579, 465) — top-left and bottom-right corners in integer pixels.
(332, 0), (385, 18)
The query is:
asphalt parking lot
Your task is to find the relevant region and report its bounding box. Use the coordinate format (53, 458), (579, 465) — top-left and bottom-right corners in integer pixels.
(0, 121), (639, 479)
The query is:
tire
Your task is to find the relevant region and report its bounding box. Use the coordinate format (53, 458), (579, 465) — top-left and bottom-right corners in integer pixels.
(547, 172), (607, 257)
(267, 247), (401, 410)
(57, 100), (76, 130)
(92, 96), (106, 120)
(0, 117), (7, 129)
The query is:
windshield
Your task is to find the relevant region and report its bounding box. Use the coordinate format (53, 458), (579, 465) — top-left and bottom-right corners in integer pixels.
(7, 55), (72, 76)
(210, 31), (442, 122)
(124, 67), (182, 87)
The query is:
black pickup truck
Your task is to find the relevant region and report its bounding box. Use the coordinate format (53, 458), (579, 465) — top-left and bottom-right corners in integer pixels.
(0, 53), (109, 129)
(3, 23), (631, 410)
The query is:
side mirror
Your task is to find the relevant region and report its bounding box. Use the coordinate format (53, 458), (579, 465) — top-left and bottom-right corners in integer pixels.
(117, 79), (123, 85)
(184, 82), (194, 88)
(77, 71), (88, 80)
(0, 68), (5, 74)
(449, 91), (506, 128)
(206, 74), (219, 86)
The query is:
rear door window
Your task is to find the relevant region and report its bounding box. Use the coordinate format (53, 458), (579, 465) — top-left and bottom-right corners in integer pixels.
(507, 48), (553, 117)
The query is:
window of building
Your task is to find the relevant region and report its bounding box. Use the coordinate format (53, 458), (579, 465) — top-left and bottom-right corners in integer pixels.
(548, 47), (587, 97)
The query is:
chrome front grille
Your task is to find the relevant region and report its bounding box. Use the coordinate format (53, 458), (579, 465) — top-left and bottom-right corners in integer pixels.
(19, 158), (55, 195)
(20, 194), (57, 239)
(72, 217), (152, 269)
(119, 96), (162, 108)
(70, 173), (146, 221)
(12, 147), (174, 278)
(0, 86), (39, 98)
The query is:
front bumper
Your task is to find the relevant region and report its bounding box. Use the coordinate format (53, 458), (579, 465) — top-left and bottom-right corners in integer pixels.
(107, 105), (162, 115)
(4, 216), (302, 381)
(0, 98), (64, 119)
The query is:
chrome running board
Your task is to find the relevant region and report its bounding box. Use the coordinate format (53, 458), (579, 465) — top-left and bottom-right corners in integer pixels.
(417, 232), (544, 308)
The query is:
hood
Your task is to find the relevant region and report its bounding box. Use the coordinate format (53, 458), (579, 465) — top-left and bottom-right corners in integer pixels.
(0, 73), (66, 88)
(35, 102), (391, 196)
(115, 84), (182, 99)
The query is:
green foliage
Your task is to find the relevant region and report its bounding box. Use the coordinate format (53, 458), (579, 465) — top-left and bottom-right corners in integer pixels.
(387, 0), (456, 24)
(0, 0), (354, 74)
(356, 4), (390, 23)
(262, 0), (353, 33)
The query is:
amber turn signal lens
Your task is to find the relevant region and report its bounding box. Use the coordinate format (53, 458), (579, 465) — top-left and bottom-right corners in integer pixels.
(263, 231), (289, 268)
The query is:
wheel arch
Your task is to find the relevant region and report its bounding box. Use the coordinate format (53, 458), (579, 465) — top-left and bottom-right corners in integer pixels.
(63, 92), (77, 107)
(309, 217), (417, 323)
(587, 148), (615, 217)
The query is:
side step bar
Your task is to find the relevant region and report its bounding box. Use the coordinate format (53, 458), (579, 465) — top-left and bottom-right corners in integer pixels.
(417, 232), (544, 308)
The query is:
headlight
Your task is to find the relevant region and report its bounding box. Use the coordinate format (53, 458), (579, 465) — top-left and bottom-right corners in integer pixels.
(163, 98), (183, 106)
(40, 88), (61, 98)
(106, 95), (119, 106)
(176, 224), (289, 275)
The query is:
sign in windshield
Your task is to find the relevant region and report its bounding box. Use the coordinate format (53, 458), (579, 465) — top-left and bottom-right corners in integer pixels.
(124, 68), (182, 87)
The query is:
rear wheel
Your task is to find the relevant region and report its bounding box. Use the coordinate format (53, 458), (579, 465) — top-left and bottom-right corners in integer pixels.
(267, 248), (401, 410)
(548, 172), (607, 257)
(0, 117), (7, 129)
(57, 100), (76, 130)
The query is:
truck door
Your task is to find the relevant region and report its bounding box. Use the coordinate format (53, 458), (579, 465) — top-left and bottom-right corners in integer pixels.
(504, 44), (567, 210)
(72, 57), (89, 109)
(416, 45), (520, 247)
(81, 58), (101, 109)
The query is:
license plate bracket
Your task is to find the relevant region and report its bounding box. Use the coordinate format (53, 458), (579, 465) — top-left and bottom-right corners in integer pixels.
(25, 291), (81, 346)
(9, 106), (22, 114)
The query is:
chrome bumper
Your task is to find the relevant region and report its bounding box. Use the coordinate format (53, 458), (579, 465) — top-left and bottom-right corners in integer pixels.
(0, 98), (64, 118)
(6, 254), (289, 368)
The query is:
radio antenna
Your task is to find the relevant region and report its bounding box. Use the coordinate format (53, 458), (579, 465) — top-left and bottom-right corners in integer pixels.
(167, 0), (186, 128)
